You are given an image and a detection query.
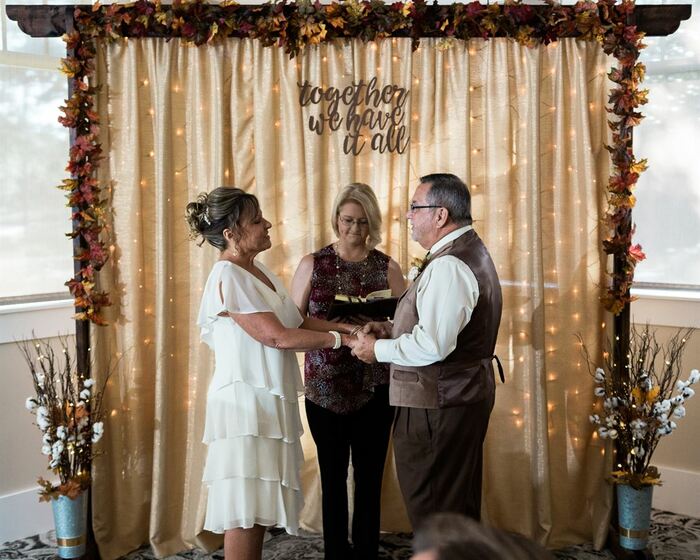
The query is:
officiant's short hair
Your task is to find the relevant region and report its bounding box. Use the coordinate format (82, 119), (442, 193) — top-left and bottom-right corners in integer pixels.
(421, 173), (472, 226)
(331, 182), (382, 249)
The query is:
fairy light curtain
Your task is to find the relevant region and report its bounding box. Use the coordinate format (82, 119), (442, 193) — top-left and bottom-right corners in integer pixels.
(90, 36), (610, 559)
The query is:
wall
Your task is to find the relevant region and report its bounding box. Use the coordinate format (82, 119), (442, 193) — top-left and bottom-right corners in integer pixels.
(0, 302), (74, 544)
(651, 325), (700, 473)
(0, 341), (58, 544)
(632, 293), (700, 517)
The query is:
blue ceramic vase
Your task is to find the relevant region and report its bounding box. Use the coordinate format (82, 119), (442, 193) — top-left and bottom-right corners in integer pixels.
(51, 492), (88, 558)
(617, 483), (653, 551)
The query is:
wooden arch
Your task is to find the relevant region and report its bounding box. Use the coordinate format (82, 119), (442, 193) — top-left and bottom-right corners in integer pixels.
(6, 3), (692, 558)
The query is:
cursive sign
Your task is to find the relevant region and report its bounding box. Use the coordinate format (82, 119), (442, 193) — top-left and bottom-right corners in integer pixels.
(297, 77), (410, 156)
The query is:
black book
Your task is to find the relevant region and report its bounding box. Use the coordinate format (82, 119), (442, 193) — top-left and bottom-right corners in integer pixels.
(326, 291), (398, 320)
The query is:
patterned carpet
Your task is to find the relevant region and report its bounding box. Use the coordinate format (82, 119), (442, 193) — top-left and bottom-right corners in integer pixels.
(1, 510), (699, 559)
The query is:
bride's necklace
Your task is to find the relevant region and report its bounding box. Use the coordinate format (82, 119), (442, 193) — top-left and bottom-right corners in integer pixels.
(334, 242), (370, 295)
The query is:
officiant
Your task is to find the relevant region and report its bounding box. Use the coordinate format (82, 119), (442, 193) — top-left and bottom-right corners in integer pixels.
(290, 182), (405, 560)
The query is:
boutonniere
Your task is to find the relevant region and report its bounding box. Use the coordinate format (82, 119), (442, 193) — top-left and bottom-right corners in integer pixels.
(407, 255), (428, 282)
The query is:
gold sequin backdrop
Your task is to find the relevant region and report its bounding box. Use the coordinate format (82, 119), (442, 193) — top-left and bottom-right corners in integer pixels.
(91, 37), (611, 559)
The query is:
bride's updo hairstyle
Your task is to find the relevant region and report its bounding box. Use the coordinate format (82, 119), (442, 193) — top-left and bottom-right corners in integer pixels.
(186, 187), (260, 251)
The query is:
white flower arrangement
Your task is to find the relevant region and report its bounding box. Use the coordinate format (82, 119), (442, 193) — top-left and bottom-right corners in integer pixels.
(583, 325), (697, 488)
(19, 338), (110, 501)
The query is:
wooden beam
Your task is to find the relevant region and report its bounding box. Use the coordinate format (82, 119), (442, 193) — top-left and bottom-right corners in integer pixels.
(5, 4), (68, 37)
(5, 4), (693, 39)
(635, 4), (692, 36)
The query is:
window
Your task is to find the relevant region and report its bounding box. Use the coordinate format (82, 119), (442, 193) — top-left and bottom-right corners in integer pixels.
(633, 0), (700, 289)
(0, 0), (73, 302)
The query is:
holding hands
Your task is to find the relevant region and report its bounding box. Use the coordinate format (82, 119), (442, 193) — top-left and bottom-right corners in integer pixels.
(345, 320), (392, 364)
(361, 320), (392, 339)
(349, 331), (377, 363)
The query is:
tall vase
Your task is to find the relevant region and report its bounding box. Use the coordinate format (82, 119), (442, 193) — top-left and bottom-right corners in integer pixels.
(51, 492), (88, 559)
(616, 483), (654, 551)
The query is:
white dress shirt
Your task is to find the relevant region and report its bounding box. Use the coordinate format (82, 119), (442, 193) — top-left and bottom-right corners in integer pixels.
(374, 226), (479, 366)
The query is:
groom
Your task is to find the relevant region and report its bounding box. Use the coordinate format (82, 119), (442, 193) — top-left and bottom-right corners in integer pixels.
(351, 173), (503, 528)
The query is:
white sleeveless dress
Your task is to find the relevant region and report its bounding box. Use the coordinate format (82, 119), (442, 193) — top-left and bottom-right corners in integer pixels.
(197, 260), (304, 534)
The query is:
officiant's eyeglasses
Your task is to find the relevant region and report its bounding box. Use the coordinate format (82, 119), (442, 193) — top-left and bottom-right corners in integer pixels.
(409, 204), (441, 212)
(339, 216), (370, 227)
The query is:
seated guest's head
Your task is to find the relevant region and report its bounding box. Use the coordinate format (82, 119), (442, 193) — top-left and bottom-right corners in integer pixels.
(412, 512), (554, 560)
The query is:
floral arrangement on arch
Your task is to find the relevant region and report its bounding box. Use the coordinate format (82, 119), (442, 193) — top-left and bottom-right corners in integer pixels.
(582, 325), (698, 489)
(59, 0), (648, 323)
(20, 338), (109, 501)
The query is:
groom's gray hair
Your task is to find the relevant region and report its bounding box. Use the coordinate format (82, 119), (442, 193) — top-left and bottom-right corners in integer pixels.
(421, 173), (472, 226)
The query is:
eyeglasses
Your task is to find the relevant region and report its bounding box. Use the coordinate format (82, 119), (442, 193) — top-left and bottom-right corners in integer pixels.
(338, 216), (370, 227)
(409, 204), (441, 212)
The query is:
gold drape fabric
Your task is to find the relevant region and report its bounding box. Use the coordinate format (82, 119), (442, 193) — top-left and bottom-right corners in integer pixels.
(91, 37), (610, 559)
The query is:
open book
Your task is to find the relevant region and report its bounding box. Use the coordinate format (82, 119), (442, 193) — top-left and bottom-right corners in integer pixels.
(327, 289), (398, 320)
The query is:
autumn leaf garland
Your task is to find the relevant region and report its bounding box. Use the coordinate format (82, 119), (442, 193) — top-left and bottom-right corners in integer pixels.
(59, 0), (648, 323)
(60, 27), (110, 325)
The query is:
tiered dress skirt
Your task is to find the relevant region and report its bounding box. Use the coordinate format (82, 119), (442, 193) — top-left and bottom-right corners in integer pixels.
(201, 316), (305, 534)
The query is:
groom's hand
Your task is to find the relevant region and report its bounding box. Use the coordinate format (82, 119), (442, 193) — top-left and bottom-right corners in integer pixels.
(351, 331), (377, 363)
(362, 320), (392, 339)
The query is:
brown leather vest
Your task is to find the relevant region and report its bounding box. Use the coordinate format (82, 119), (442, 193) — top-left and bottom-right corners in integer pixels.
(390, 229), (503, 408)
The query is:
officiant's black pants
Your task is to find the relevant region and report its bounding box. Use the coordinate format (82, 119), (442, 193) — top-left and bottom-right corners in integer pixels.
(305, 385), (393, 560)
(393, 393), (495, 529)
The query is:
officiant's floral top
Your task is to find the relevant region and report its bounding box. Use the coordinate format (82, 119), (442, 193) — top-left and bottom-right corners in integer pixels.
(305, 244), (390, 414)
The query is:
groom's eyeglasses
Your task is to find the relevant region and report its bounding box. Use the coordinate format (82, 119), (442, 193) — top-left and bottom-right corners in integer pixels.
(409, 204), (441, 212)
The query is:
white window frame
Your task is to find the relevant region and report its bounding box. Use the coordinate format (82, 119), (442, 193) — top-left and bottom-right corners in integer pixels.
(631, 6), (700, 299)
(631, 287), (700, 329)
(1, 3), (74, 341)
(0, 299), (75, 343)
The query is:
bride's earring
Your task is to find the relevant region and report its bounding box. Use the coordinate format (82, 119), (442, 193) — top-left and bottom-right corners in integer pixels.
(224, 229), (239, 257)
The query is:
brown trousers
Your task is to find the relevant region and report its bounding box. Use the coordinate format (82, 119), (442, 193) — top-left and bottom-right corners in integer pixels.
(392, 394), (495, 529)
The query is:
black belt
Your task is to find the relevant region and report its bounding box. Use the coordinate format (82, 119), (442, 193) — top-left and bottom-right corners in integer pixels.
(493, 355), (505, 383)
(473, 355), (505, 384)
